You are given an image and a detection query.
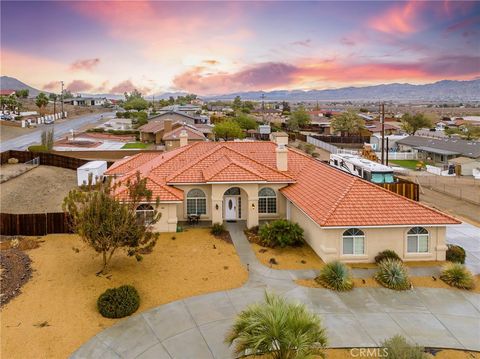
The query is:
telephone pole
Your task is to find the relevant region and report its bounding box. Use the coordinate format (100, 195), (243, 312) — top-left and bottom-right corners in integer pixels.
(261, 93), (265, 123)
(60, 81), (64, 119)
(380, 102), (385, 165)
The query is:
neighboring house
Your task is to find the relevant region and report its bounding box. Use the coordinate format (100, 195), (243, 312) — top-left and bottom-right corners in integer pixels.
(149, 110), (207, 124)
(105, 134), (459, 263)
(364, 121), (399, 136)
(448, 156), (480, 176)
(397, 135), (480, 164)
(159, 104), (202, 115)
(0, 89), (16, 96)
(163, 125), (206, 150)
(139, 119), (211, 145)
(63, 97), (106, 106)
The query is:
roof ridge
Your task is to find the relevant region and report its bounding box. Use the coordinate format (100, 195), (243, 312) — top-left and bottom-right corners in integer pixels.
(202, 155), (232, 181)
(222, 142), (296, 180)
(146, 174), (183, 200)
(320, 174), (358, 225)
(106, 153), (145, 173)
(227, 157), (265, 178)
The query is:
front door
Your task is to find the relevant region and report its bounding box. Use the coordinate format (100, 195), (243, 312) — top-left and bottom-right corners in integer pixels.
(224, 196), (237, 221)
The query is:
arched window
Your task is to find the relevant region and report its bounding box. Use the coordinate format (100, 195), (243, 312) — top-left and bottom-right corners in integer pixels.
(186, 189), (207, 215)
(224, 187), (241, 195)
(407, 227), (429, 253)
(136, 203), (154, 225)
(258, 187), (276, 214)
(342, 228), (365, 255)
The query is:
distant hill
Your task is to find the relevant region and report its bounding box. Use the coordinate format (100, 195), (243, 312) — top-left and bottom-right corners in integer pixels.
(0, 76), (44, 97)
(2, 76), (479, 102)
(206, 79), (480, 102)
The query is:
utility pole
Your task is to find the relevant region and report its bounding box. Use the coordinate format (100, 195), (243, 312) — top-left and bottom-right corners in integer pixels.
(261, 93), (265, 123)
(380, 102), (385, 165)
(60, 81), (64, 119)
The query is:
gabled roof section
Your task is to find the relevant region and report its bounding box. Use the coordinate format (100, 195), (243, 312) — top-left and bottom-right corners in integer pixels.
(163, 125), (206, 141)
(202, 155), (266, 182)
(113, 174), (184, 202)
(105, 152), (161, 175)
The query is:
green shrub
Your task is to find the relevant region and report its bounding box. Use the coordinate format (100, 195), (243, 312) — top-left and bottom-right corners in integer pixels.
(315, 261), (353, 291)
(97, 285), (140, 318)
(440, 262), (474, 290)
(375, 259), (411, 290)
(258, 219), (304, 248)
(375, 250), (402, 264)
(211, 223), (227, 236)
(28, 145), (49, 152)
(446, 244), (466, 264)
(381, 335), (427, 359)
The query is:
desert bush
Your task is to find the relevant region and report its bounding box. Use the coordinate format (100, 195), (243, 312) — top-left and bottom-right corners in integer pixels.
(97, 285), (140, 318)
(446, 244), (466, 264)
(28, 145), (49, 152)
(440, 262), (474, 290)
(375, 250), (402, 264)
(7, 158), (19, 164)
(258, 219), (304, 248)
(211, 223), (227, 236)
(315, 261), (353, 291)
(381, 335), (427, 359)
(375, 259), (411, 290)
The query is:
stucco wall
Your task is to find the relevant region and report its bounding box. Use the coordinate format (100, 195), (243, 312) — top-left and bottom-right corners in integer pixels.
(289, 201), (447, 263)
(152, 202), (179, 233)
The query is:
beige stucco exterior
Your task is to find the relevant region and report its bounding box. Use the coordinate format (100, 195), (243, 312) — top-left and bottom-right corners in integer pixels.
(147, 184), (447, 263)
(288, 200), (447, 263)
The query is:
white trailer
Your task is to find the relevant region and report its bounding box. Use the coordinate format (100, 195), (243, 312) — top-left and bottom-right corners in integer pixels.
(330, 153), (395, 184)
(77, 161), (107, 186)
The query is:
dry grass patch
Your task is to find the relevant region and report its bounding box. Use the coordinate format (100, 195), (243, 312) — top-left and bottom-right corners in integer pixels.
(251, 242), (325, 270)
(1, 228), (248, 359)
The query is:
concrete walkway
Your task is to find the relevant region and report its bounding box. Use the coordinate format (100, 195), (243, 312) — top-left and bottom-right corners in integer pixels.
(71, 223), (480, 359)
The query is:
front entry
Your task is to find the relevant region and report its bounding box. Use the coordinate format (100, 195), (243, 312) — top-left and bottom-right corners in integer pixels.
(224, 196), (237, 221)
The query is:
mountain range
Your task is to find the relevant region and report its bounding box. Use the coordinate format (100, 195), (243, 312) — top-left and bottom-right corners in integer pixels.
(1, 75), (479, 102)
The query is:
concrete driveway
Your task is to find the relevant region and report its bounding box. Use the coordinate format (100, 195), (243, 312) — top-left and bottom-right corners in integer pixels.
(447, 222), (480, 274)
(71, 223), (480, 359)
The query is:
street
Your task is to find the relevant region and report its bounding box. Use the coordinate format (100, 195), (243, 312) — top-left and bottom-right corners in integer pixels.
(0, 112), (115, 151)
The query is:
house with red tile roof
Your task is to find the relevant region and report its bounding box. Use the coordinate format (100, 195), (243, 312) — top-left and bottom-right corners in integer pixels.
(106, 133), (459, 263)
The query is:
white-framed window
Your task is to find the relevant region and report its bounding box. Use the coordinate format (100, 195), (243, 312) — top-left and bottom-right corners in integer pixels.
(342, 228), (365, 255)
(407, 227), (429, 253)
(186, 189), (207, 215)
(258, 187), (276, 214)
(136, 203), (154, 225)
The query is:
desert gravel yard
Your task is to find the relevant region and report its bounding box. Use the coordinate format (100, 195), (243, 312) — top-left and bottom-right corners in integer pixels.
(0, 228), (248, 359)
(0, 165), (77, 213)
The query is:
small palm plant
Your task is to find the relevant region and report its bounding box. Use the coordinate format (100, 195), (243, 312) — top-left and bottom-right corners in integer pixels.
(225, 292), (327, 359)
(440, 262), (475, 290)
(315, 261), (354, 291)
(375, 259), (411, 290)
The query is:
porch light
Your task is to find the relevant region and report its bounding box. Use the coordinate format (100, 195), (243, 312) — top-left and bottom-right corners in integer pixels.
(215, 204), (219, 210)
(251, 203), (255, 209)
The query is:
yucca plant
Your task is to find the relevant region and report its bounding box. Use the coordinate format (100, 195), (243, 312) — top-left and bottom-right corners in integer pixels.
(375, 259), (411, 290)
(315, 261), (354, 291)
(225, 292), (327, 359)
(440, 262), (475, 290)
(381, 335), (428, 359)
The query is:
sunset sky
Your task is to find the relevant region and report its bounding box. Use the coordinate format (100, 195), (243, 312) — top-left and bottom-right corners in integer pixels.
(1, 1), (479, 95)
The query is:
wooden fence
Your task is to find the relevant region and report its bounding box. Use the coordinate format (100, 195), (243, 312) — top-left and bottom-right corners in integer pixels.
(1, 150), (114, 169)
(311, 135), (370, 144)
(0, 212), (72, 236)
(377, 180), (419, 201)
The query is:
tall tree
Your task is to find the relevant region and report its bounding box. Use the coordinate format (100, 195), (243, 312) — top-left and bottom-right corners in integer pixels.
(330, 110), (365, 135)
(281, 101), (291, 115)
(63, 173), (160, 274)
(226, 292), (328, 359)
(124, 97), (149, 111)
(213, 119), (244, 140)
(35, 92), (49, 116)
(15, 89), (29, 98)
(286, 105), (310, 130)
(234, 113), (258, 130)
(400, 113), (432, 135)
(232, 96), (242, 111)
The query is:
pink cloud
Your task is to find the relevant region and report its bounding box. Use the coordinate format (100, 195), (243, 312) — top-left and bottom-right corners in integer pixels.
(109, 80), (150, 95)
(66, 80), (94, 92)
(70, 58), (100, 71)
(368, 1), (425, 34)
(43, 81), (60, 91)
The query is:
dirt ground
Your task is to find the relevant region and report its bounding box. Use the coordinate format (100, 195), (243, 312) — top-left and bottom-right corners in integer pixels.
(0, 163), (38, 183)
(0, 123), (36, 142)
(296, 275), (480, 293)
(0, 228), (248, 359)
(0, 165), (77, 213)
(251, 242), (326, 270)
